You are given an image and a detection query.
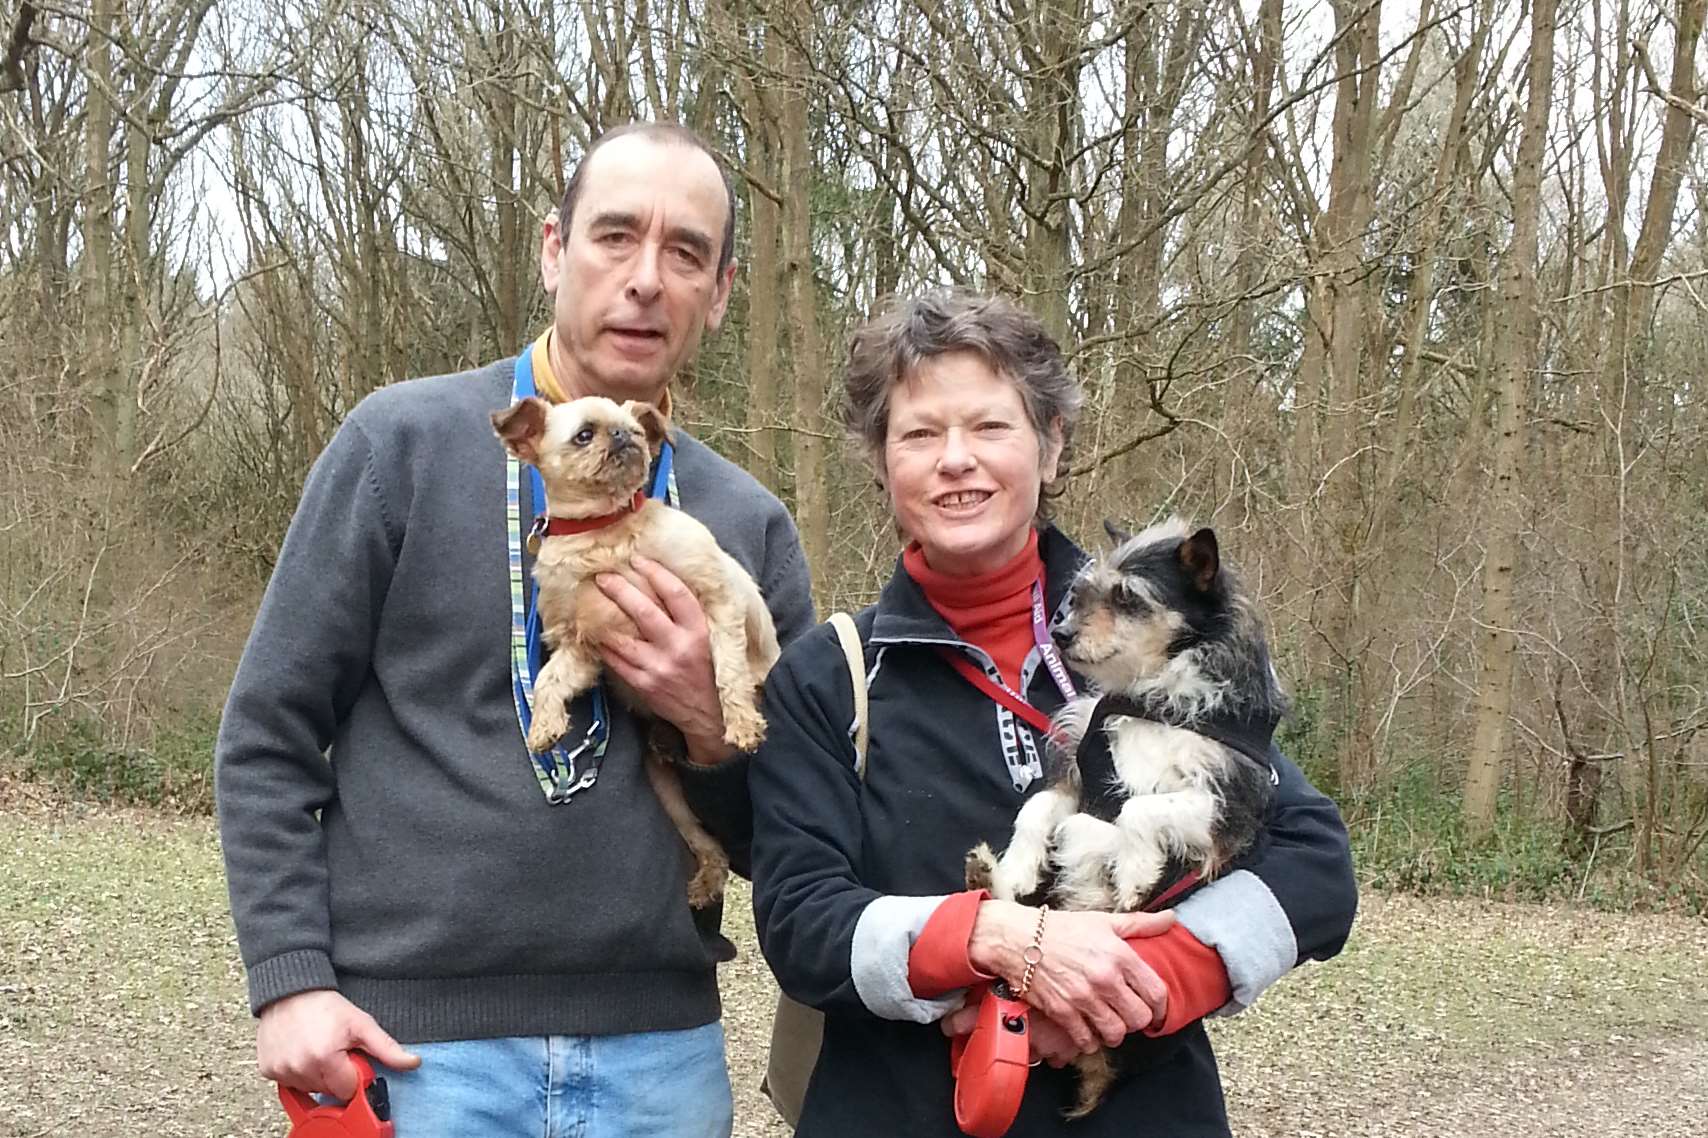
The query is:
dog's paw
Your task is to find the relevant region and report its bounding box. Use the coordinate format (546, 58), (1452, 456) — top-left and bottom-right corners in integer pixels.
(1053, 813), (1120, 861)
(995, 860), (1045, 905)
(526, 703), (571, 753)
(1111, 849), (1169, 911)
(1113, 866), (1168, 912)
(964, 843), (999, 891)
(686, 848), (730, 908)
(722, 707), (767, 753)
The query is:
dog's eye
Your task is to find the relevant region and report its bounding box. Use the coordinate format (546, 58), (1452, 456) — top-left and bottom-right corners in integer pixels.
(572, 427), (596, 447)
(1113, 583), (1150, 614)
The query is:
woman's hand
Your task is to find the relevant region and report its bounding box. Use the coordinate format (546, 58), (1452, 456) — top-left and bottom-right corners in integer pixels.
(939, 1002), (979, 1039)
(938, 1001), (1092, 1069)
(1025, 1011), (1086, 1067)
(966, 900), (1175, 1051)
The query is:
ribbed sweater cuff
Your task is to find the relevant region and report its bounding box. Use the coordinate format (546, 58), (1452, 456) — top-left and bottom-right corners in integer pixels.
(247, 948), (339, 1016)
(338, 969), (722, 1044)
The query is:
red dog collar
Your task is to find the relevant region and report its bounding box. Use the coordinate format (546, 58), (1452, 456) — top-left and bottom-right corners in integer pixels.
(278, 1053), (393, 1138)
(950, 981), (1033, 1138)
(533, 491), (646, 539)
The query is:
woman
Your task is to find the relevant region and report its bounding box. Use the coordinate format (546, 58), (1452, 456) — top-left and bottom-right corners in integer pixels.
(749, 291), (1357, 1136)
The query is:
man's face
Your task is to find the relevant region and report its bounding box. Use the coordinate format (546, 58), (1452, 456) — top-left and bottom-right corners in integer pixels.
(540, 136), (736, 403)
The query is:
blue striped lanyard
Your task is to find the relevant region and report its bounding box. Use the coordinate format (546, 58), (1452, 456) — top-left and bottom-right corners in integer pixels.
(504, 349), (676, 802)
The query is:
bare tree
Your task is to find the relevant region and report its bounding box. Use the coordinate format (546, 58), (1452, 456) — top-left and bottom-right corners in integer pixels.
(1465, 0), (1560, 835)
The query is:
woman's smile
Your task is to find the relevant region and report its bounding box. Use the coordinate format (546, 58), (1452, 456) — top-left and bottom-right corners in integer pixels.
(883, 350), (1062, 577)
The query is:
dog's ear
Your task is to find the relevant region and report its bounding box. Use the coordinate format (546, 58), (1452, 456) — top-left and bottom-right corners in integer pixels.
(491, 397), (550, 464)
(1103, 518), (1133, 546)
(621, 400), (672, 456)
(1179, 527), (1220, 593)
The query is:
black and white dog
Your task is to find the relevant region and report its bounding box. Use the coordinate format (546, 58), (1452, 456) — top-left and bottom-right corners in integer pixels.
(965, 518), (1285, 1116)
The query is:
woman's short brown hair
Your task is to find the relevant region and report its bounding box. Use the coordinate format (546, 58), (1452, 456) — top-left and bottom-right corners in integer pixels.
(842, 290), (1083, 515)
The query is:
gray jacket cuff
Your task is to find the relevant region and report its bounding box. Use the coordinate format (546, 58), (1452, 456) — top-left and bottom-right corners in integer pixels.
(850, 895), (967, 1023)
(1175, 868), (1298, 1014)
(247, 948), (339, 1016)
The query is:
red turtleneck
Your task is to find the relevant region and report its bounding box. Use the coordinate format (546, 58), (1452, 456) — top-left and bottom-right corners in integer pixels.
(902, 529), (1231, 1037)
(903, 530), (1042, 690)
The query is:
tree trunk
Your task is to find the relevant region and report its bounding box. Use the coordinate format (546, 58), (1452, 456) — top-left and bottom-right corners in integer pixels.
(492, 16), (523, 350)
(746, 15), (785, 494)
(83, 0), (117, 475)
(1291, 0), (1383, 792)
(1228, 0), (1281, 364)
(781, 0), (828, 603)
(1594, 0), (1707, 870)
(1021, 0), (1080, 345)
(1464, 0), (1559, 837)
(118, 73), (149, 474)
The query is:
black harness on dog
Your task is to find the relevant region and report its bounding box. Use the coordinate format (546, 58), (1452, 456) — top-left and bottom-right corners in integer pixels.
(1073, 692), (1279, 822)
(1065, 693), (1281, 911)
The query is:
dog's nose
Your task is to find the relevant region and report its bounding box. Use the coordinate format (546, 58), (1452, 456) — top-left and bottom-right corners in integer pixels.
(609, 427), (633, 448)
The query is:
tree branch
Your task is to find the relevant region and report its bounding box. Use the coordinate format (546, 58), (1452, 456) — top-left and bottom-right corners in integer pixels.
(1, 2), (37, 94)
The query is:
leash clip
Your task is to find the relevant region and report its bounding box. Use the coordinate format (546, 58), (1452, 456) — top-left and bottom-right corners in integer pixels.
(545, 716), (605, 803)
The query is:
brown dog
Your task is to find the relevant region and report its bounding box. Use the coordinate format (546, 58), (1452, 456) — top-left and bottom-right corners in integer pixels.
(492, 394), (781, 906)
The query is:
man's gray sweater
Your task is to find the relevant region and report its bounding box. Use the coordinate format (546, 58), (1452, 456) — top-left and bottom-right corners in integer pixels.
(214, 358), (814, 1043)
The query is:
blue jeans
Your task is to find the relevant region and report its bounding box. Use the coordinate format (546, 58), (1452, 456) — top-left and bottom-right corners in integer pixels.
(372, 1023), (734, 1137)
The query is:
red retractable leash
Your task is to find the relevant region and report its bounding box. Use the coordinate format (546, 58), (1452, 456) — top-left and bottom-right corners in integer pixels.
(278, 1053), (394, 1138)
(948, 875), (1203, 1138)
(949, 980), (1033, 1138)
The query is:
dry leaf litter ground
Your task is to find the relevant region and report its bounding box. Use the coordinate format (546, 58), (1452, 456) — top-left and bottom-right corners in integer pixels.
(2, 794), (1704, 1136)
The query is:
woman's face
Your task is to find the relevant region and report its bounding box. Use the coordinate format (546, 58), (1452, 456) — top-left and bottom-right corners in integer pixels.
(882, 350), (1063, 577)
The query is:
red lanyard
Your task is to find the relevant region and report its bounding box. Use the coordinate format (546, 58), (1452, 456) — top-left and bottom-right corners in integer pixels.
(941, 651), (1055, 735)
(939, 575), (1074, 736)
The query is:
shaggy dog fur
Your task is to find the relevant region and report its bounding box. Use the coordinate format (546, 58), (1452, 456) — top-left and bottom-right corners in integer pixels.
(965, 518), (1285, 1117)
(493, 395), (780, 906)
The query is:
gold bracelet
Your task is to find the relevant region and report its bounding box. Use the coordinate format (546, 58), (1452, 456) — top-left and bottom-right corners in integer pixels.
(1015, 905), (1048, 997)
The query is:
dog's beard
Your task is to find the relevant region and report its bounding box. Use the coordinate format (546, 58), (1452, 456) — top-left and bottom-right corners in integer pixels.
(543, 446), (649, 516)
(599, 442), (643, 474)
(1061, 617), (1179, 692)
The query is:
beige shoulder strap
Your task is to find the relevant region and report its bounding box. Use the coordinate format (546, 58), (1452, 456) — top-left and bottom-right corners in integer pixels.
(827, 612), (868, 779)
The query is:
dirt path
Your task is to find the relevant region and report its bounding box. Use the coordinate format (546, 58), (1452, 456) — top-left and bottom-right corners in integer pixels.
(1223, 1031), (1708, 1136)
(3, 801), (1704, 1136)
(1345, 1035), (1708, 1136)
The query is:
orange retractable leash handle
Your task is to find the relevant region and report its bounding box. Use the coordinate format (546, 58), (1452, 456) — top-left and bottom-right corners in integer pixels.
(950, 980), (1032, 1138)
(946, 877), (1202, 1138)
(278, 1052), (394, 1138)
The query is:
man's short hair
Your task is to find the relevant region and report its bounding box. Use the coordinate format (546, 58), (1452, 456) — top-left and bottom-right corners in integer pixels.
(557, 123), (737, 273)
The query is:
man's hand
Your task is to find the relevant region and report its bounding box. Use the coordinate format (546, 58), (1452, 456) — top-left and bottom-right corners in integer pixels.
(257, 989), (420, 1100)
(968, 901), (1174, 1051)
(595, 556), (734, 763)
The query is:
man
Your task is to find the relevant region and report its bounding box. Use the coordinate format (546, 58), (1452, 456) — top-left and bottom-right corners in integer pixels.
(216, 123), (813, 1135)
